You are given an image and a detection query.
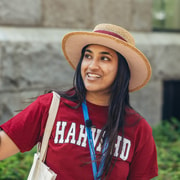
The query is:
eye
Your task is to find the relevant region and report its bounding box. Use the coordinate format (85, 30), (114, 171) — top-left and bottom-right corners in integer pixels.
(84, 53), (92, 59)
(101, 56), (111, 61)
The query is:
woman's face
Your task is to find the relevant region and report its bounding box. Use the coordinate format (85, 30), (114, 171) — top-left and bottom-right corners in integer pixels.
(81, 44), (118, 96)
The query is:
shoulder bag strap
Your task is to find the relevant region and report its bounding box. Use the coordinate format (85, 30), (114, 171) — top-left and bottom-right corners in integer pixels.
(39, 91), (60, 162)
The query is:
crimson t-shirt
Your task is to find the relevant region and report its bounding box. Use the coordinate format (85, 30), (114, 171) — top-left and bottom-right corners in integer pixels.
(0, 93), (158, 179)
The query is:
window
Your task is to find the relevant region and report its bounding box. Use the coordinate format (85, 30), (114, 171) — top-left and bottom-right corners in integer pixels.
(162, 80), (180, 121)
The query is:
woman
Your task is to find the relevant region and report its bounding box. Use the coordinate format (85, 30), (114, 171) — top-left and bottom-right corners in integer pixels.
(0, 24), (158, 179)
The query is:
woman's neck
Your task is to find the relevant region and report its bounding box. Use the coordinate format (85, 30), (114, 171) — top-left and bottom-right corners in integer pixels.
(86, 92), (110, 106)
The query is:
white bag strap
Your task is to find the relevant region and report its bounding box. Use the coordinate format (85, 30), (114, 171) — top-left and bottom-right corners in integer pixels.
(39, 91), (60, 162)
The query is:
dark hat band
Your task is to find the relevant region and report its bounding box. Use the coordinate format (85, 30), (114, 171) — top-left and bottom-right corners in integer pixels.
(94, 30), (127, 42)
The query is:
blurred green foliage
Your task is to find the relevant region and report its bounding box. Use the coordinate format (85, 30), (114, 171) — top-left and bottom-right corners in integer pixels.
(0, 147), (36, 180)
(152, 0), (180, 30)
(152, 118), (180, 180)
(0, 118), (180, 179)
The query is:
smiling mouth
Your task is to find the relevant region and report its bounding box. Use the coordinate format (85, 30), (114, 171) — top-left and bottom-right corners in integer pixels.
(87, 73), (101, 78)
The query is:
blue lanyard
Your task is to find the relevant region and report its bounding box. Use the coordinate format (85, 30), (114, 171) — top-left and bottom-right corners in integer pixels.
(82, 101), (108, 180)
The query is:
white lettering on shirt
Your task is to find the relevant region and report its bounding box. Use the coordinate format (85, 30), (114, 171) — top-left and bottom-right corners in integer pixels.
(64, 122), (76, 144)
(54, 121), (67, 144)
(114, 135), (122, 157)
(92, 128), (102, 152)
(76, 124), (87, 147)
(120, 138), (131, 160)
(54, 121), (131, 161)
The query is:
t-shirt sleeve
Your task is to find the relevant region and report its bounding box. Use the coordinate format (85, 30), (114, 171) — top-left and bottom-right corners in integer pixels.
(128, 119), (158, 180)
(0, 93), (53, 152)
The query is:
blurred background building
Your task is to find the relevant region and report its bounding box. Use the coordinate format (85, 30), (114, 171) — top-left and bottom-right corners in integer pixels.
(0, 0), (180, 126)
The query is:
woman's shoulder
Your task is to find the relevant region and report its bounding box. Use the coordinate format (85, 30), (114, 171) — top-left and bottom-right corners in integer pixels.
(37, 92), (78, 108)
(125, 107), (152, 133)
(34, 92), (54, 109)
(125, 108), (154, 151)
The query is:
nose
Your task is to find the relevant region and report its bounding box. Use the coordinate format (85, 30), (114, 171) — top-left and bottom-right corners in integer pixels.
(88, 58), (99, 70)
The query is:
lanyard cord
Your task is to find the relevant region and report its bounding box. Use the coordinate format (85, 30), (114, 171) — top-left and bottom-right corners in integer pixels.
(82, 101), (108, 180)
(82, 101), (98, 179)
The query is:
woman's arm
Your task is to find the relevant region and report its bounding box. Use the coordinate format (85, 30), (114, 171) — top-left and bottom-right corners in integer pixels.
(0, 130), (20, 160)
(0, 93), (53, 160)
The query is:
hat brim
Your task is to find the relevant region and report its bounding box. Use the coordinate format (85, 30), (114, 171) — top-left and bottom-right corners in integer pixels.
(62, 31), (151, 92)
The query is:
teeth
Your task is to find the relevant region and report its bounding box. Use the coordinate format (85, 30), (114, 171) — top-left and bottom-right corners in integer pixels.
(88, 73), (100, 78)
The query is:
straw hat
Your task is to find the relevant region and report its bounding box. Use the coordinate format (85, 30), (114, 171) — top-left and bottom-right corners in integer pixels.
(62, 23), (151, 92)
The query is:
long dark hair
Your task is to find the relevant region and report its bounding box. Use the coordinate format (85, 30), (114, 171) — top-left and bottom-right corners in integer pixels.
(58, 45), (131, 179)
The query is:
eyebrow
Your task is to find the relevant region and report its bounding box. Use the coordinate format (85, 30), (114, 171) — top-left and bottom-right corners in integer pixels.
(85, 49), (92, 53)
(85, 49), (113, 57)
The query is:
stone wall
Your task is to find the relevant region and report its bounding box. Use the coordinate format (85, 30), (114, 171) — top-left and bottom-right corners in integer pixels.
(0, 0), (180, 126)
(0, 0), (152, 31)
